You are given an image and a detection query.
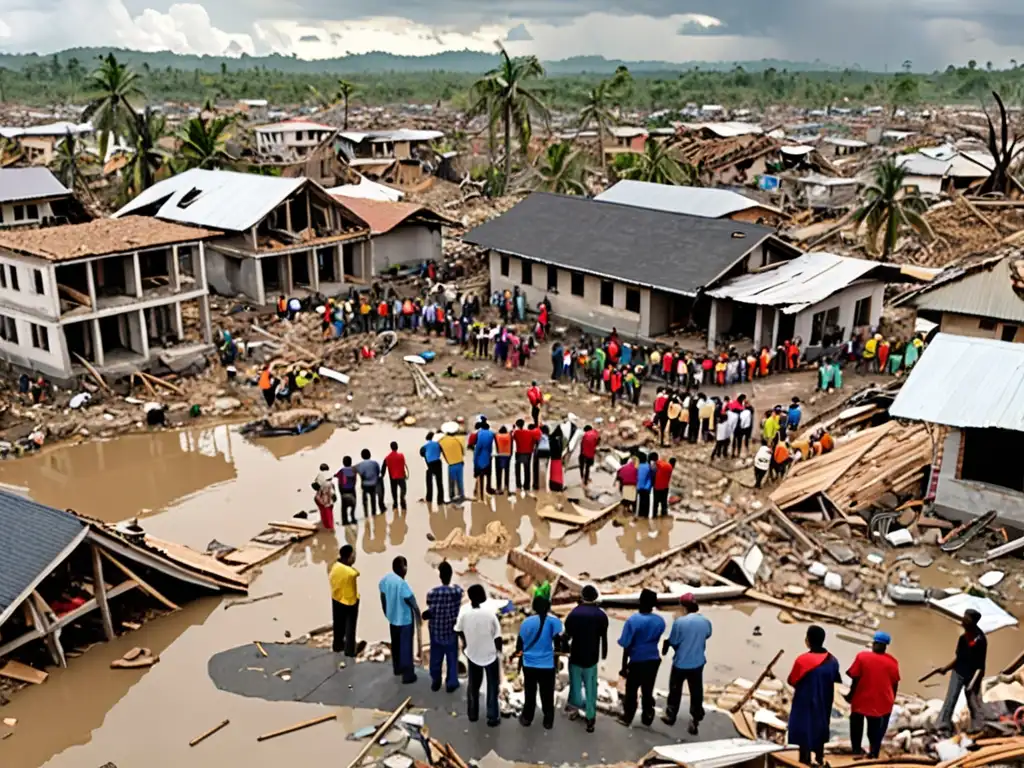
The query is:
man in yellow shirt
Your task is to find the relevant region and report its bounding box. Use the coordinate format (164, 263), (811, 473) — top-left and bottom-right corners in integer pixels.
(439, 426), (466, 501)
(330, 545), (362, 656)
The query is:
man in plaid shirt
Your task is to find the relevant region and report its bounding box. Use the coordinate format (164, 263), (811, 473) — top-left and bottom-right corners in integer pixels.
(424, 561), (465, 692)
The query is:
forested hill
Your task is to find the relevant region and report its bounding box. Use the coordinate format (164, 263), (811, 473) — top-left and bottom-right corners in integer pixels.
(0, 47), (838, 75)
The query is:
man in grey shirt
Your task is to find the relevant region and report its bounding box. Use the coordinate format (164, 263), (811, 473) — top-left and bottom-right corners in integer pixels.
(355, 448), (384, 516)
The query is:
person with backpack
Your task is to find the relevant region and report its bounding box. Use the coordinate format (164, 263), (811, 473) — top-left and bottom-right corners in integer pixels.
(516, 587), (563, 730)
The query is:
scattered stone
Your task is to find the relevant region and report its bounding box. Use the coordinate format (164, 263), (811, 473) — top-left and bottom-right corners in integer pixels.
(212, 397), (242, 413)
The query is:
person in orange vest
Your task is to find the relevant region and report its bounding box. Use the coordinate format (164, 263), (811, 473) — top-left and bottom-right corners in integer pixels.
(746, 351), (757, 382)
(527, 381), (543, 424)
(770, 440), (792, 482)
(787, 340), (801, 370)
(376, 299), (389, 332)
(435, 304), (445, 337)
(276, 295), (288, 320)
(494, 425), (513, 493)
(258, 364), (277, 409)
(359, 298), (371, 333)
(758, 347), (771, 378)
(610, 367), (624, 407)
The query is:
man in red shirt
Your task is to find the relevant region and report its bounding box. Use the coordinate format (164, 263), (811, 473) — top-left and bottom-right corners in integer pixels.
(653, 388), (670, 446)
(579, 425), (600, 485)
(651, 453), (676, 517)
(661, 350), (674, 383)
(512, 418), (539, 492)
(846, 631), (900, 758)
(526, 381), (543, 425)
(616, 456), (638, 513)
(381, 441), (409, 511)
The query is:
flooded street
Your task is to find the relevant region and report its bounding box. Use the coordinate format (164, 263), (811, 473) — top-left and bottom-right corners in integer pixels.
(0, 422), (1021, 767)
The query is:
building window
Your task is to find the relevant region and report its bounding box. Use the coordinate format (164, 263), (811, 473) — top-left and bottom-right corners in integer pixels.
(626, 288), (641, 313)
(600, 280), (614, 307)
(853, 296), (872, 327)
(521, 260), (532, 286)
(0, 315), (17, 344)
(810, 310), (826, 346)
(571, 272), (585, 297)
(499, 254), (509, 277)
(9, 266), (19, 292)
(547, 265), (558, 291)
(960, 428), (1023, 491)
(979, 317), (998, 331)
(0, 265), (6, 289)
(13, 205), (25, 221)
(30, 323), (48, 352)
(32, 268), (44, 295)
(26, 203), (38, 220)
(1002, 325), (1019, 342)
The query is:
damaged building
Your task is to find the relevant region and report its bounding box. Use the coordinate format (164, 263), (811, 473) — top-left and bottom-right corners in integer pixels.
(114, 169), (372, 306)
(0, 168), (81, 229)
(0, 217), (216, 382)
(331, 196), (454, 274)
(337, 129), (444, 190)
(595, 179), (786, 226)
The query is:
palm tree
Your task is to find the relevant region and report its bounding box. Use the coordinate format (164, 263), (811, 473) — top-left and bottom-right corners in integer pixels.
(576, 67), (632, 175)
(178, 113), (235, 170)
(309, 79), (358, 128)
(122, 108), (169, 200)
(852, 159), (933, 257)
(613, 140), (696, 186)
(532, 142), (588, 194)
(84, 54), (144, 162)
(51, 131), (93, 196)
(469, 42), (548, 195)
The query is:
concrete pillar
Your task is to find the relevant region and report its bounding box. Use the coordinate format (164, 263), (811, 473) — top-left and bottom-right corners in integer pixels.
(753, 306), (764, 349)
(91, 318), (104, 366)
(336, 243), (345, 285)
(86, 262), (97, 311)
(132, 252), (143, 298)
(255, 258), (266, 306)
(198, 241), (207, 292)
(771, 308), (781, 348)
(707, 298), (719, 350)
(309, 250), (319, 292)
(171, 245), (181, 291)
(173, 302), (184, 340)
(368, 237), (376, 278)
(138, 309), (150, 361)
(199, 295), (212, 343)
(282, 255), (293, 294)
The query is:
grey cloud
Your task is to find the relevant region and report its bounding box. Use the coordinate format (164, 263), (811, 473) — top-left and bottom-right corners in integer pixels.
(299, 33), (321, 41)
(676, 20), (723, 35)
(506, 22), (533, 40)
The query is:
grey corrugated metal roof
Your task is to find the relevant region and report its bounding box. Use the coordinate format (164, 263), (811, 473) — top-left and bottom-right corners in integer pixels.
(707, 252), (881, 313)
(0, 490), (87, 625)
(595, 181), (779, 219)
(889, 334), (1024, 430)
(910, 258), (1024, 324)
(113, 168), (307, 233)
(463, 192), (776, 296)
(0, 167), (70, 204)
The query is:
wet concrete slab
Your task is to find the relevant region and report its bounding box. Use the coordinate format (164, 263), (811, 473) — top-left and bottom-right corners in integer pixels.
(208, 642), (735, 764)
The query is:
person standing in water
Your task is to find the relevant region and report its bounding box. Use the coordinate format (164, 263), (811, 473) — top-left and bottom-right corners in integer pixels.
(313, 463), (336, 530)
(788, 625), (842, 767)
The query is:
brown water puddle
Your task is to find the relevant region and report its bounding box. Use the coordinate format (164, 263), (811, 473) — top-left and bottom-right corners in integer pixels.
(0, 422), (1020, 768)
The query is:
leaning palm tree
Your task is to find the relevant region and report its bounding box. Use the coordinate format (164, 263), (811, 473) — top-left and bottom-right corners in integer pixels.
(309, 79), (358, 129)
(177, 114), (235, 170)
(122, 108), (169, 200)
(852, 159), (934, 257)
(614, 140), (696, 186)
(51, 131), (93, 195)
(84, 54), (144, 162)
(335, 80), (356, 129)
(532, 142), (588, 195)
(469, 42), (548, 195)
(576, 67), (632, 175)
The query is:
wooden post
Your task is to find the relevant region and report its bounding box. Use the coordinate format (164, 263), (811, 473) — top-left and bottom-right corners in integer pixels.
(28, 592), (66, 668)
(100, 549), (181, 611)
(91, 544), (116, 641)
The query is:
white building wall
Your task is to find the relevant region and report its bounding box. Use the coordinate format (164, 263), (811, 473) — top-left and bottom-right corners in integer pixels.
(372, 226), (441, 273)
(0, 199), (56, 228)
(792, 281), (884, 346)
(0, 251), (60, 318)
(935, 430), (1024, 526)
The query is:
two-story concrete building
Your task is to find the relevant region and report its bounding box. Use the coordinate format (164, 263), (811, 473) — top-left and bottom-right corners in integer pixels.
(0, 168), (76, 228)
(114, 169), (372, 305)
(0, 217), (217, 382)
(252, 119), (335, 159)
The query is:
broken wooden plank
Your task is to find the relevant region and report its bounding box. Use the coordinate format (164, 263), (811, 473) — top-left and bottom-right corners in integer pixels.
(0, 660), (48, 685)
(257, 713), (337, 742)
(507, 548), (585, 594)
(345, 697), (412, 768)
(223, 592), (283, 610)
(73, 352), (112, 393)
(745, 589), (873, 628)
(769, 504), (820, 554)
(100, 549), (181, 611)
(254, 641), (268, 657)
(729, 649), (784, 713)
(189, 719), (230, 747)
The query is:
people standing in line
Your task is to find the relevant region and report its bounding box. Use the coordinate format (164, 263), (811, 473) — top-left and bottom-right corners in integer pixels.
(379, 556), (420, 685)
(334, 455), (358, 525)
(494, 426), (513, 494)
(439, 425), (466, 502)
(753, 440), (772, 489)
(936, 608), (987, 733)
(547, 425), (565, 492)
(533, 425), (552, 491)
(512, 419), (539, 492)
(516, 591), (564, 730)
(662, 593), (712, 735)
(788, 625), (842, 767)
(711, 407), (732, 461)
(381, 441), (409, 511)
(579, 425), (600, 486)
(313, 463), (336, 530)
(527, 381), (544, 425)
(651, 453), (676, 518)
(420, 432), (445, 505)
(847, 631), (900, 758)
(617, 588), (666, 727)
(564, 585), (608, 733)
(469, 419), (496, 500)
(330, 545), (362, 656)
(457, 585), (503, 727)
(635, 451), (653, 518)
(616, 455), (638, 513)
(771, 440), (792, 482)
(424, 562), (464, 693)
(356, 448), (383, 517)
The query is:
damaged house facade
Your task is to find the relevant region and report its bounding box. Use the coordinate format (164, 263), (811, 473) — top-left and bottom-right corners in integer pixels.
(890, 333), (1024, 525)
(337, 129), (444, 190)
(114, 169), (372, 306)
(595, 179), (786, 226)
(252, 119), (335, 159)
(466, 192), (799, 339)
(0, 217), (216, 382)
(0, 168), (77, 229)
(331, 196), (453, 274)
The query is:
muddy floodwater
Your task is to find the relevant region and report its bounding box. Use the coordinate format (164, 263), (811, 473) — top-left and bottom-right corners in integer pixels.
(0, 423), (1021, 768)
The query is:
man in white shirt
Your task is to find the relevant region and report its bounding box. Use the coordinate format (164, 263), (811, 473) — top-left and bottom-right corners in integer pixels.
(455, 584), (503, 726)
(735, 405), (753, 456)
(753, 441), (772, 488)
(711, 403), (733, 461)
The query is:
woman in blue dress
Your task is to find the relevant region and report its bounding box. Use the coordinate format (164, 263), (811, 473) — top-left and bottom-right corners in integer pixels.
(788, 625), (842, 767)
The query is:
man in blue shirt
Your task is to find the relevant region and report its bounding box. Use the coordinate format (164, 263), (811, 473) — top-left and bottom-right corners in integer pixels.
(635, 451), (654, 519)
(470, 419), (496, 500)
(424, 561), (464, 693)
(379, 556), (420, 684)
(516, 593), (564, 729)
(420, 431), (445, 504)
(787, 397), (803, 433)
(662, 593), (713, 734)
(618, 588), (666, 727)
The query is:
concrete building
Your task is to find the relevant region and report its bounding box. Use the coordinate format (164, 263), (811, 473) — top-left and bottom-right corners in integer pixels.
(331, 196), (452, 274)
(0, 121), (93, 165)
(894, 253), (1024, 343)
(0, 217), (217, 382)
(464, 192), (799, 340)
(114, 169), (371, 306)
(252, 119), (335, 158)
(595, 180), (785, 225)
(337, 129), (444, 190)
(0, 168), (75, 228)
(890, 333), (1024, 525)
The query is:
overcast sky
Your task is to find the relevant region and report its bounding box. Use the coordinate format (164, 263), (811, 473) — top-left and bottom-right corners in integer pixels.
(2, 0), (1024, 70)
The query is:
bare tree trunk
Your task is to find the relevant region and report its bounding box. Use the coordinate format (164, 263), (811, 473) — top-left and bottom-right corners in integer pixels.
(503, 102), (512, 195)
(343, 97), (349, 130)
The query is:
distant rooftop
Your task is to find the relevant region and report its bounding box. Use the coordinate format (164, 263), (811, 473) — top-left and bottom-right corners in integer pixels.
(0, 167), (70, 204)
(595, 180), (780, 219)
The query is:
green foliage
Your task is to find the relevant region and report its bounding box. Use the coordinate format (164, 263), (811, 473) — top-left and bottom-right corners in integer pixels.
(613, 141), (698, 186)
(84, 53), (145, 161)
(177, 113), (236, 170)
(122, 107), (169, 200)
(532, 142), (588, 195)
(852, 159), (933, 256)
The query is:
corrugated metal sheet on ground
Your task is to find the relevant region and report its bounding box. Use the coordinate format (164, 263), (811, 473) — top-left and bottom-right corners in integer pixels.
(114, 168), (306, 233)
(889, 333), (1024, 430)
(911, 259), (1024, 324)
(595, 180), (773, 219)
(0, 167), (70, 204)
(707, 252), (879, 312)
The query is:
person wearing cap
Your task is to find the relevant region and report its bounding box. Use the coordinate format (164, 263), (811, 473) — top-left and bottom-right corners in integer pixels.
(564, 585), (609, 733)
(936, 608), (987, 732)
(846, 631), (900, 758)
(617, 588), (666, 727)
(662, 593), (713, 734)
(788, 625), (841, 767)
